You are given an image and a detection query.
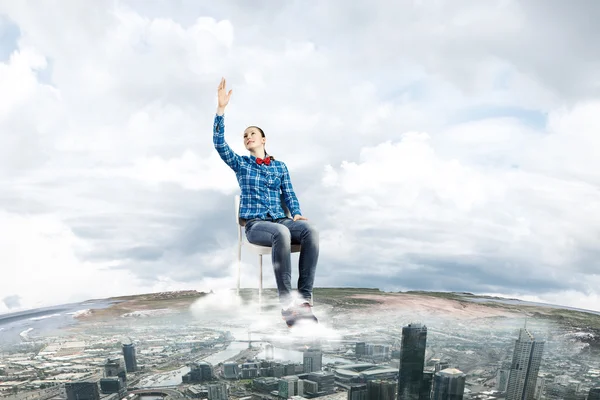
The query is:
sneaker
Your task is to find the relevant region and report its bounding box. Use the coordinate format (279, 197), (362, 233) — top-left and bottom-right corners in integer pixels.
(281, 308), (297, 327)
(295, 302), (318, 324)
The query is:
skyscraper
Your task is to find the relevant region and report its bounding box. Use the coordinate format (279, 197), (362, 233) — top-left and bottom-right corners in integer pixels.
(303, 348), (323, 373)
(506, 328), (544, 400)
(397, 323), (427, 400)
(122, 343), (137, 373)
(588, 387), (600, 400)
(431, 368), (466, 400)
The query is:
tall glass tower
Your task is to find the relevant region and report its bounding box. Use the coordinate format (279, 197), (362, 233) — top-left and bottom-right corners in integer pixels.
(397, 323), (427, 400)
(122, 343), (138, 373)
(506, 328), (544, 400)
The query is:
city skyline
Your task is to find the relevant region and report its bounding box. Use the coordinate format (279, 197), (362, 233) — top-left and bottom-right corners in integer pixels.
(0, 304), (590, 400)
(1, 0), (600, 315)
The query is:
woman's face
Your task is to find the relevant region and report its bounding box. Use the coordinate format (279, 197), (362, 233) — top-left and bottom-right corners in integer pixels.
(243, 127), (265, 151)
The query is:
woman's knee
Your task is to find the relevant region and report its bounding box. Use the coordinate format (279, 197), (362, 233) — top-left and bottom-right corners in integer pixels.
(273, 224), (292, 242)
(300, 221), (319, 242)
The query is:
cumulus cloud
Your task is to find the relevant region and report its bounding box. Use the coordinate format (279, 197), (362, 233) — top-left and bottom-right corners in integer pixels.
(317, 111), (600, 282)
(0, 0), (599, 314)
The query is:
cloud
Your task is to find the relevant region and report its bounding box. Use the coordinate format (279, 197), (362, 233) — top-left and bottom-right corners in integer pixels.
(313, 104), (600, 311)
(189, 290), (341, 340)
(0, 0), (599, 314)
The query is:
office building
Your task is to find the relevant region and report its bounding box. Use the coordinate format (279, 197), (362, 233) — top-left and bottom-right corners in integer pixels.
(183, 361), (214, 383)
(421, 371), (434, 400)
(497, 368), (510, 392)
(431, 368), (466, 400)
(300, 379), (319, 397)
(241, 368), (258, 379)
(122, 343), (138, 373)
(356, 342), (366, 357)
(65, 382), (100, 400)
(104, 358), (126, 383)
(348, 384), (368, 400)
(285, 363), (297, 376)
(223, 362), (239, 379)
(368, 380), (396, 400)
(506, 328), (544, 400)
(253, 377), (280, 393)
(279, 376), (299, 399)
(303, 348), (323, 373)
(398, 323), (427, 400)
(208, 382), (228, 400)
(99, 377), (124, 395)
(307, 371), (335, 396)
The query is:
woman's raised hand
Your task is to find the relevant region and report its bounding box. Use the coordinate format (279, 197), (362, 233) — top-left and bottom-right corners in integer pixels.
(217, 77), (232, 109)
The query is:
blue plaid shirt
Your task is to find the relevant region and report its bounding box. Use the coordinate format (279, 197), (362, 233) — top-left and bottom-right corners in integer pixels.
(213, 114), (302, 220)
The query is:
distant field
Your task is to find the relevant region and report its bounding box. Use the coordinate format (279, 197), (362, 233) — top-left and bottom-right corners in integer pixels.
(79, 287), (600, 338)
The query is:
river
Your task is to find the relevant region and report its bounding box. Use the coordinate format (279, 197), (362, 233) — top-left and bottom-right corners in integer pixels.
(138, 337), (351, 387)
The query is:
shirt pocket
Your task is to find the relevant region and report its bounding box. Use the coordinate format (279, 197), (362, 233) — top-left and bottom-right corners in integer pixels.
(264, 170), (282, 189)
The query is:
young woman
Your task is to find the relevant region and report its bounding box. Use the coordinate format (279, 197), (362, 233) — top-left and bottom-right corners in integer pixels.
(212, 78), (319, 327)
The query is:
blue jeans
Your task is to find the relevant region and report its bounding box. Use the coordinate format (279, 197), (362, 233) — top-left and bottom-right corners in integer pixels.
(245, 217), (319, 307)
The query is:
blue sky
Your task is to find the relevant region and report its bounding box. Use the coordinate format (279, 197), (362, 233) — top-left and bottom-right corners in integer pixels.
(0, 0), (599, 314)
(0, 15), (19, 61)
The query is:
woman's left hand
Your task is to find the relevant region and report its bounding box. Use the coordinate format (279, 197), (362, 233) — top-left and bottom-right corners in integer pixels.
(294, 215), (308, 221)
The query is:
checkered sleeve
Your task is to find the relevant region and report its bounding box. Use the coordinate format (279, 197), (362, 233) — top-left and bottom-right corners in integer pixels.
(281, 162), (302, 217)
(213, 114), (241, 172)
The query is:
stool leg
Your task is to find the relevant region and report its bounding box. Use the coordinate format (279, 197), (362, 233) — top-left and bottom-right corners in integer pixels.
(236, 241), (241, 296)
(259, 255), (263, 306)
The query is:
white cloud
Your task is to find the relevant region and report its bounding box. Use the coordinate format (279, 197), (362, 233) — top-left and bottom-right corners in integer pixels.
(0, 0), (599, 314)
(120, 150), (239, 192)
(316, 105), (600, 311)
(0, 211), (125, 312)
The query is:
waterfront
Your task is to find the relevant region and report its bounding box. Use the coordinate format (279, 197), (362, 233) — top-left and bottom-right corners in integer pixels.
(203, 341), (249, 365)
(138, 365), (191, 387)
(137, 335), (351, 387)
